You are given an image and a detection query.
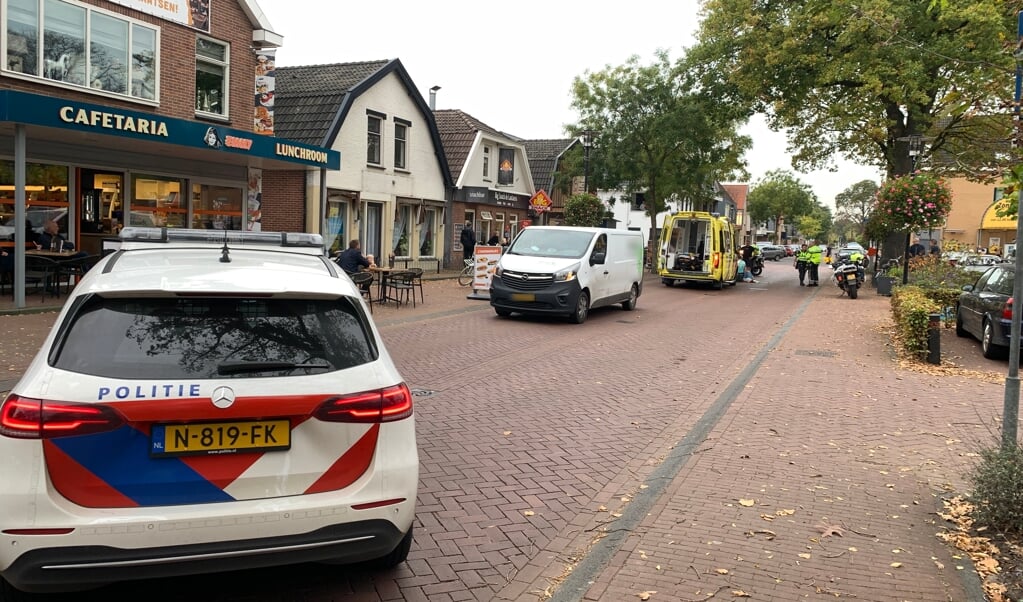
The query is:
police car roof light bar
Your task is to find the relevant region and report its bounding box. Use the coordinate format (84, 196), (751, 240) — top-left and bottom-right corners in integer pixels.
(119, 227), (324, 249)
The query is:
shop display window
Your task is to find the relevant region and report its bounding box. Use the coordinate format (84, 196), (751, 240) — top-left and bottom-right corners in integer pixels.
(0, 161), (69, 241)
(191, 184), (242, 230)
(132, 175), (184, 228)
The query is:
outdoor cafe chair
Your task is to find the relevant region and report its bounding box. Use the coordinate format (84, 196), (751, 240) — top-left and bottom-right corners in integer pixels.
(385, 270), (416, 308)
(408, 267), (425, 304)
(24, 255), (61, 302)
(349, 271), (374, 313)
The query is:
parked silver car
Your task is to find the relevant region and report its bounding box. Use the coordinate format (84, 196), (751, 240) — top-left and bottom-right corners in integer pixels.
(755, 243), (786, 261)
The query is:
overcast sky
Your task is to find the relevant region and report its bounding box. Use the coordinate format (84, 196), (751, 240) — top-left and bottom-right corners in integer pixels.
(256, 0), (882, 209)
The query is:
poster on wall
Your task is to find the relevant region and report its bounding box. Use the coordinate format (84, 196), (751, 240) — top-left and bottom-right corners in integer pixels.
(247, 168), (262, 232)
(254, 50), (276, 135)
(105, 0), (210, 32)
(498, 148), (514, 186)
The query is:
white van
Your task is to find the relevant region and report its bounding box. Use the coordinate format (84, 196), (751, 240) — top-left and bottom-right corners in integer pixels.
(490, 226), (644, 324)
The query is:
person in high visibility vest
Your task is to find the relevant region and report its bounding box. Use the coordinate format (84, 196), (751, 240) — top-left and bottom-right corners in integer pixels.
(806, 240), (824, 286)
(794, 243), (811, 286)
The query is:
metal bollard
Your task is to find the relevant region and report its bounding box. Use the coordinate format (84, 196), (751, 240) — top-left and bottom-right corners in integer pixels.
(927, 313), (941, 365)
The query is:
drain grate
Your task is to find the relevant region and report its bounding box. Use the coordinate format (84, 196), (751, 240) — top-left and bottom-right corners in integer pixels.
(795, 349), (837, 357)
(409, 388), (435, 398)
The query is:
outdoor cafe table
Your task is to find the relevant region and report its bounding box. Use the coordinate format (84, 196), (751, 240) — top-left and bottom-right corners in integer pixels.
(367, 266), (397, 304)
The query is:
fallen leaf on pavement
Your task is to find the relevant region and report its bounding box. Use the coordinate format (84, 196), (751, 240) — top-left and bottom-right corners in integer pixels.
(739, 499), (755, 507)
(636, 591), (657, 600)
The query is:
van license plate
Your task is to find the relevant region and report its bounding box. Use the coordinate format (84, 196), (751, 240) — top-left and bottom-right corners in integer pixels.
(511, 293), (535, 302)
(152, 420), (291, 457)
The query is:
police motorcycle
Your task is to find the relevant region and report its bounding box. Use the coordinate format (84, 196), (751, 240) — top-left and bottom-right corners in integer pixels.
(749, 253), (765, 277)
(831, 255), (865, 299)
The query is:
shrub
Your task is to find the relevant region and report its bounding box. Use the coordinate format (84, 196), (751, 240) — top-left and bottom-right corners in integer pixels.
(890, 285), (941, 356)
(970, 442), (1023, 533)
(564, 194), (605, 227)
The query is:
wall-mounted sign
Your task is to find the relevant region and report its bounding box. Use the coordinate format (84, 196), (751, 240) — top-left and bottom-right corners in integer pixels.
(254, 50), (276, 136)
(529, 189), (552, 213)
(498, 148), (514, 186)
(105, 0), (211, 32)
(0, 90), (340, 169)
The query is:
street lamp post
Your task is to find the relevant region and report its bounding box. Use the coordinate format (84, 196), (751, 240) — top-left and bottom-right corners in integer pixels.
(901, 134), (923, 285)
(1003, 9), (1023, 449)
(580, 130), (594, 193)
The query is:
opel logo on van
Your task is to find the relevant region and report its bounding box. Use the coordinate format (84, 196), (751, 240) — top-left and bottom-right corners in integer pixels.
(211, 386), (236, 409)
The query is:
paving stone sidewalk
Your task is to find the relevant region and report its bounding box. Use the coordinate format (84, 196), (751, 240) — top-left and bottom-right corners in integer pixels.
(504, 287), (997, 601)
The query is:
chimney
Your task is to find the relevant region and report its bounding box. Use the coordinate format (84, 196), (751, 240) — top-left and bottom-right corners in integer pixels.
(429, 85), (441, 110)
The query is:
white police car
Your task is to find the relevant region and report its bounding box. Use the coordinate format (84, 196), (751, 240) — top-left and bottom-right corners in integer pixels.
(0, 228), (418, 595)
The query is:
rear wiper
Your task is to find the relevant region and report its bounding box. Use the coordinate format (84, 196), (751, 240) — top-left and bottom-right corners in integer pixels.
(216, 360), (331, 375)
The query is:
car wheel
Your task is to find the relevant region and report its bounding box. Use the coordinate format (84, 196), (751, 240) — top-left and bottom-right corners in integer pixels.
(955, 306), (969, 338)
(570, 291), (589, 324)
(621, 284), (638, 311)
(982, 319), (1007, 359)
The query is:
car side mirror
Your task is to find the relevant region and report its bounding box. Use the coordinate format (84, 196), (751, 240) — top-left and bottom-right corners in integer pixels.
(591, 251), (606, 265)
(962, 284), (974, 292)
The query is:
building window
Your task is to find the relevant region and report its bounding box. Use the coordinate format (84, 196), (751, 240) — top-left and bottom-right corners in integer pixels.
(191, 183), (243, 230)
(482, 146), (491, 179)
(394, 120), (409, 170)
(131, 175), (184, 228)
(195, 36), (228, 116)
(393, 204), (412, 257)
(4, 0), (157, 101)
(419, 207), (436, 256)
(367, 114), (382, 165)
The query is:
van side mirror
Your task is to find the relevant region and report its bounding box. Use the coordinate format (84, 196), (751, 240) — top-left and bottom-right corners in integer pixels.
(591, 251), (606, 265)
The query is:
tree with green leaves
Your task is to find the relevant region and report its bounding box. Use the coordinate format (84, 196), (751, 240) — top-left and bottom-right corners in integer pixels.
(563, 194), (605, 227)
(568, 50), (750, 269)
(834, 180), (879, 241)
(691, 0), (1018, 259)
(691, 0), (1017, 179)
(746, 171), (817, 244)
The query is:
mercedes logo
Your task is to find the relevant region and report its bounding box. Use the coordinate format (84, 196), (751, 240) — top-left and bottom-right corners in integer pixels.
(211, 386), (236, 409)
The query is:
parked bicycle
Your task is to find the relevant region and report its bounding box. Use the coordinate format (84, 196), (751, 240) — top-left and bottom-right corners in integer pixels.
(457, 258), (474, 286)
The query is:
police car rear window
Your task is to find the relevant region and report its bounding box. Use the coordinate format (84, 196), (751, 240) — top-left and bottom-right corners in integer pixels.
(52, 296), (376, 379)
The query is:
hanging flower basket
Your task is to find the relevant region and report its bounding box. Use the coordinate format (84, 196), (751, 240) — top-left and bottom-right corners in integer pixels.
(874, 172), (952, 232)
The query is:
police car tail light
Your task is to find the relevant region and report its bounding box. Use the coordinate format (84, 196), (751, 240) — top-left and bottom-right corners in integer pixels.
(314, 384), (413, 424)
(0, 395), (124, 439)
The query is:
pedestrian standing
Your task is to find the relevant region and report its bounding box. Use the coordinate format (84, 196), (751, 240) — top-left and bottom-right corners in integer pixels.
(794, 243), (810, 286)
(929, 240), (941, 256)
(806, 240), (823, 286)
(460, 221), (476, 264)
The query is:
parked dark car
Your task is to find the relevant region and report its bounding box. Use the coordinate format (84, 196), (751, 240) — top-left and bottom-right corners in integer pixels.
(956, 264), (1019, 359)
(755, 243), (785, 261)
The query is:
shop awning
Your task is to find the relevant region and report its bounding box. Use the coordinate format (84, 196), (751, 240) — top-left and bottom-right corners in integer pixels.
(0, 90), (340, 170)
(981, 199), (1017, 230)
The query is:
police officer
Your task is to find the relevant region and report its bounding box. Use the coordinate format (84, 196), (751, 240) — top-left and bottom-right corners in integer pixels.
(794, 243), (811, 286)
(848, 249), (867, 281)
(806, 240), (824, 286)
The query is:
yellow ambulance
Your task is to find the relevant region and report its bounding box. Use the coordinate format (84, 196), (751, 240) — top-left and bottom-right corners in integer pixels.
(657, 211), (739, 289)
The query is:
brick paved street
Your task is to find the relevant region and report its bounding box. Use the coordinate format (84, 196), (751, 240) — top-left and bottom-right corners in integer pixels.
(0, 263), (1006, 601)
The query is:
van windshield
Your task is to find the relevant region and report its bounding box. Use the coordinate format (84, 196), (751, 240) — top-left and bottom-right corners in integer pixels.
(507, 229), (594, 259)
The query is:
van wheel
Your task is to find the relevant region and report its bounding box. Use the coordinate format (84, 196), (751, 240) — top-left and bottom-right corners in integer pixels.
(570, 291), (590, 324)
(622, 284), (638, 311)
